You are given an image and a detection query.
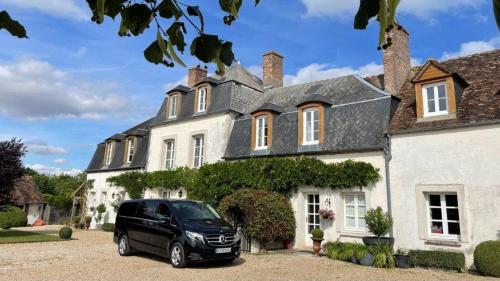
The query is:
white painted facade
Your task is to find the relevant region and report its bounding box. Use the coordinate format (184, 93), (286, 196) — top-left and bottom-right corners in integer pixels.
(25, 204), (44, 225)
(86, 170), (134, 228)
(389, 123), (500, 266)
(291, 151), (389, 249)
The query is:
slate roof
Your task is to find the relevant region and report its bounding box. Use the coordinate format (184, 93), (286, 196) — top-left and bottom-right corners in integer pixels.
(150, 64), (264, 127)
(224, 75), (397, 159)
(367, 50), (500, 134)
(86, 118), (153, 173)
(11, 176), (44, 204)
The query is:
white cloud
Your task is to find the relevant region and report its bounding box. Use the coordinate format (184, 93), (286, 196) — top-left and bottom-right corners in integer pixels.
(25, 140), (67, 155)
(284, 62), (383, 86)
(163, 75), (188, 92)
(0, 0), (89, 21)
(53, 158), (68, 164)
(300, 0), (485, 20)
(441, 37), (500, 60)
(28, 164), (81, 176)
(0, 57), (134, 120)
(246, 65), (263, 79)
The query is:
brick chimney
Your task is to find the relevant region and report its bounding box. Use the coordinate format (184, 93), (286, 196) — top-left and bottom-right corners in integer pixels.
(383, 25), (411, 95)
(188, 65), (208, 88)
(263, 51), (283, 88)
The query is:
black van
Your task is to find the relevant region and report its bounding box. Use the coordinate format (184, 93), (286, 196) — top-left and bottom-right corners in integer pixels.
(113, 199), (240, 268)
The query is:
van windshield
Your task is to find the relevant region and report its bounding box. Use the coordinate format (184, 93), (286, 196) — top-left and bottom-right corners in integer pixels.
(170, 201), (221, 221)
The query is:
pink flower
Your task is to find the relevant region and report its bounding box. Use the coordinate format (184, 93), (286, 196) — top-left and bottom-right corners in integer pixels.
(319, 208), (335, 221)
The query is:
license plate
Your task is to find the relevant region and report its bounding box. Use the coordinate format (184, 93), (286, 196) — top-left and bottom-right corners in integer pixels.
(215, 247), (231, 254)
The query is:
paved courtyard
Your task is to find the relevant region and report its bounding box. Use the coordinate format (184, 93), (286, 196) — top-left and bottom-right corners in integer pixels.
(0, 225), (494, 281)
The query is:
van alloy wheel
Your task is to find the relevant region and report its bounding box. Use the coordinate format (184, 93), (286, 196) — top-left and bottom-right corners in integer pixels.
(119, 237), (127, 255)
(170, 243), (186, 268)
(171, 246), (181, 265)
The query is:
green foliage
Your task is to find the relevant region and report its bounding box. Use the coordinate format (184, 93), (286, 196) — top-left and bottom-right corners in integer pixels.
(110, 192), (125, 213)
(96, 203), (106, 214)
(58, 226), (72, 239)
(146, 167), (195, 190)
(0, 206), (27, 228)
(354, 0), (400, 47)
(371, 243), (395, 268)
(323, 242), (369, 262)
(107, 171), (146, 199)
(101, 223), (115, 232)
(311, 228), (324, 239)
(0, 222), (11, 230)
(219, 189), (295, 246)
(85, 216), (92, 223)
(0, 138), (26, 206)
(365, 207), (392, 238)
(474, 241), (500, 277)
(409, 250), (465, 272)
(0, 11), (27, 38)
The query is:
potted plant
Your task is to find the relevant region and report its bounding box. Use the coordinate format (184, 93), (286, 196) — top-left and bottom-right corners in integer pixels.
(353, 244), (373, 266)
(394, 248), (410, 268)
(318, 208), (335, 221)
(311, 228), (324, 255)
(362, 207), (394, 246)
(72, 216), (81, 228)
(84, 216), (92, 230)
(371, 243), (395, 268)
(94, 204), (107, 230)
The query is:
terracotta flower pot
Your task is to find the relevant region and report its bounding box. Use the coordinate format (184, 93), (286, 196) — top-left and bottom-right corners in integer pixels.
(312, 238), (323, 255)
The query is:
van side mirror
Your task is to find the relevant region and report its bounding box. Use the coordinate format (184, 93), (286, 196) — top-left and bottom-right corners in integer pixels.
(157, 215), (171, 224)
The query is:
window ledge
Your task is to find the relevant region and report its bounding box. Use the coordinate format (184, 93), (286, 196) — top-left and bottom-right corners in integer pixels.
(339, 230), (367, 238)
(298, 144), (321, 153)
(424, 238), (461, 247)
(417, 113), (456, 123)
(250, 149), (270, 156)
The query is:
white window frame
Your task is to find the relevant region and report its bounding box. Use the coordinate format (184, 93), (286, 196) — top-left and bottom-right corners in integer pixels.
(344, 193), (366, 231)
(426, 193), (460, 240)
(105, 142), (113, 165)
(165, 140), (175, 170)
(168, 94), (177, 118)
(101, 191), (107, 204)
(193, 135), (204, 168)
(197, 88), (207, 112)
(302, 107), (319, 145)
(255, 115), (268, 150)
(126, 138), (135, 163)
(161, 190), (171, 199)
(423, 82), (448, 117)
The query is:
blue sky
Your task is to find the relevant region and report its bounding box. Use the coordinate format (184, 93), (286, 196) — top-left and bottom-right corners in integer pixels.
(0, 0), (498, 175)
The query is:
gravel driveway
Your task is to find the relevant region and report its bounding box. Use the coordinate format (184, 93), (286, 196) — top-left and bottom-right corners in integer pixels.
(0, 225), (494, 281)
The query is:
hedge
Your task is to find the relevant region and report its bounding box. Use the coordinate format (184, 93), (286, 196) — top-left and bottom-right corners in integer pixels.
(0, 206), (27, 228)
(101, 223), (115, 232)
(474, 240), (500, 277)
(409, 250), (465, 272)
(219, 189), (295, 247)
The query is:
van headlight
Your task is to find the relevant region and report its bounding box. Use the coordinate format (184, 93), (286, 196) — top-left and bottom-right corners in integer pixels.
(186, 231), (205, 244)
(235, 230), (241, 242)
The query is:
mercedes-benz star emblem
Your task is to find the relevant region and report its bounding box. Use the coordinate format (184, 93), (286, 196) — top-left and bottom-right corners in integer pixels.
(219, 235), (226, 243)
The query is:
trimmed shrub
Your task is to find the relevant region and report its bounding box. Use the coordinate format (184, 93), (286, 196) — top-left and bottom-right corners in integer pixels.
(409, 250), (465, 272)
(59, 226), (73, 239)
(474, 240), (500, 277)
(219, 189), (295, 247)
(0, 206), (27, 227)
(0, 222), (12, 230)
(311, 228), (324, 239)
(101, 223), (115, 232)
(365, 207), (392, 238)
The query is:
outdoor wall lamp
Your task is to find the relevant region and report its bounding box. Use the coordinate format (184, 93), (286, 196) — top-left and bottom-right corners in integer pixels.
(324, 198), (331, 208)
(111, 192), (116, 199)
(178, 189), (183, 198)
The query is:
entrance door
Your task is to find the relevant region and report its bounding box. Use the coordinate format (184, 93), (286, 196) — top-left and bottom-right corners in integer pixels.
(305, 194), (320, 246)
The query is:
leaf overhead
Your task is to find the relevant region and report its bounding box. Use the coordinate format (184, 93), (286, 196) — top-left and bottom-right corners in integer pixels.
(190, 34), (222, 63)
(354, 0), (380, 30)
(166, 22), (187, 52)
(219, 41), (235, 66)
(121, 4), (153, 36)
(0, 11), (27, 38)
(495, 0), (500, 29)
(157, 0), (182, 19)
(144, 40), (167, 65)
(187, 6), (204, 31)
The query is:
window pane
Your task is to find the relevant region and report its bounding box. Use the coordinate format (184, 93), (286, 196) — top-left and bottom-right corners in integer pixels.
(358, 217), (366, 228)
(426, 87), (435, 100)
(346, 206), (355, 216)
(308, 215), (314, 224)
(430, 221), (443, 234)
(445, 195), (458, 207)
(346, 217), (355, 227)
(308, 225), (314, 234)
(315, 204), (319, 213)
(358, 194), (366, 206)
(136, 201), (158, 220)
(429, 195), (441, 206)
(428, 100), (435, 112)
(308, 204), (314, 214)
(448, 222), (461, 235)
(430, 207), (442, 220)
(447, 208), (460, 221)
(313, 129), (319, 142)
(358, 206), (366, 216)
(313, 110), (318, 122)
(438, 98), (447, 111)
(437, 85), (446, 98)
(345, 195), (354, 205)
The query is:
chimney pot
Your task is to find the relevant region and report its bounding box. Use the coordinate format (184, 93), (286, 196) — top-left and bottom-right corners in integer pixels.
(263, 51), (283, 88)
(188, 66), (208, 88)
(383, 24), (411, 95)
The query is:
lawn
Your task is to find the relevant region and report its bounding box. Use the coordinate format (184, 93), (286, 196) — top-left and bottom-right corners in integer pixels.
(0, 229), (63, 244)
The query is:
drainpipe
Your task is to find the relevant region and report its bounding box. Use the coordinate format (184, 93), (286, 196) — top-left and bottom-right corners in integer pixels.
(383, 133), (393, 237)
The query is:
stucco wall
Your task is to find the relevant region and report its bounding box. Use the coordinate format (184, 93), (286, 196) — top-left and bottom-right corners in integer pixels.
(291, 151), (388, 249)
(390, 123), (500, 266)
(86, 170), (136, 228)
(146, 113), (234, 171)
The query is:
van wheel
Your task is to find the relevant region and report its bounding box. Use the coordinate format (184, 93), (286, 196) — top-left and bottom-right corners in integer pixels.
(118, 234), (132, 256)
(170, 242), (186, 268)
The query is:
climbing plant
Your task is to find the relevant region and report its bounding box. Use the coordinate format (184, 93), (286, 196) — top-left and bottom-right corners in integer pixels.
(106, 157), (380, 206)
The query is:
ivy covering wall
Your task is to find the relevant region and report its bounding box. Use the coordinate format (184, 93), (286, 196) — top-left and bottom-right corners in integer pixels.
(107, 157), (381, 205)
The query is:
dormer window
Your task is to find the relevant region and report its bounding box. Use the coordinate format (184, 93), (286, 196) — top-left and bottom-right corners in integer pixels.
(297, 102), (325, 146)
(168, 94), (178, 118)
(124, 137), (135, 163)
(197, 88), (207, 112)
(104, 141), (114, 165)
(251, 111), (273, 150)
(423, 82), (448, 117)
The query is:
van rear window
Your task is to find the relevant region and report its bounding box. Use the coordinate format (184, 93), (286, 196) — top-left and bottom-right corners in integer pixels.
(119, 202), (138, 217)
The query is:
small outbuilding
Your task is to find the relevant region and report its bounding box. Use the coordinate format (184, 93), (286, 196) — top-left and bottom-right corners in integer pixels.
(11, 176), (45, 225)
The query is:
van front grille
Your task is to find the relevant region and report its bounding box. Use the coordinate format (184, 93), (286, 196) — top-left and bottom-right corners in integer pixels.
(205, 234), (236, 247)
